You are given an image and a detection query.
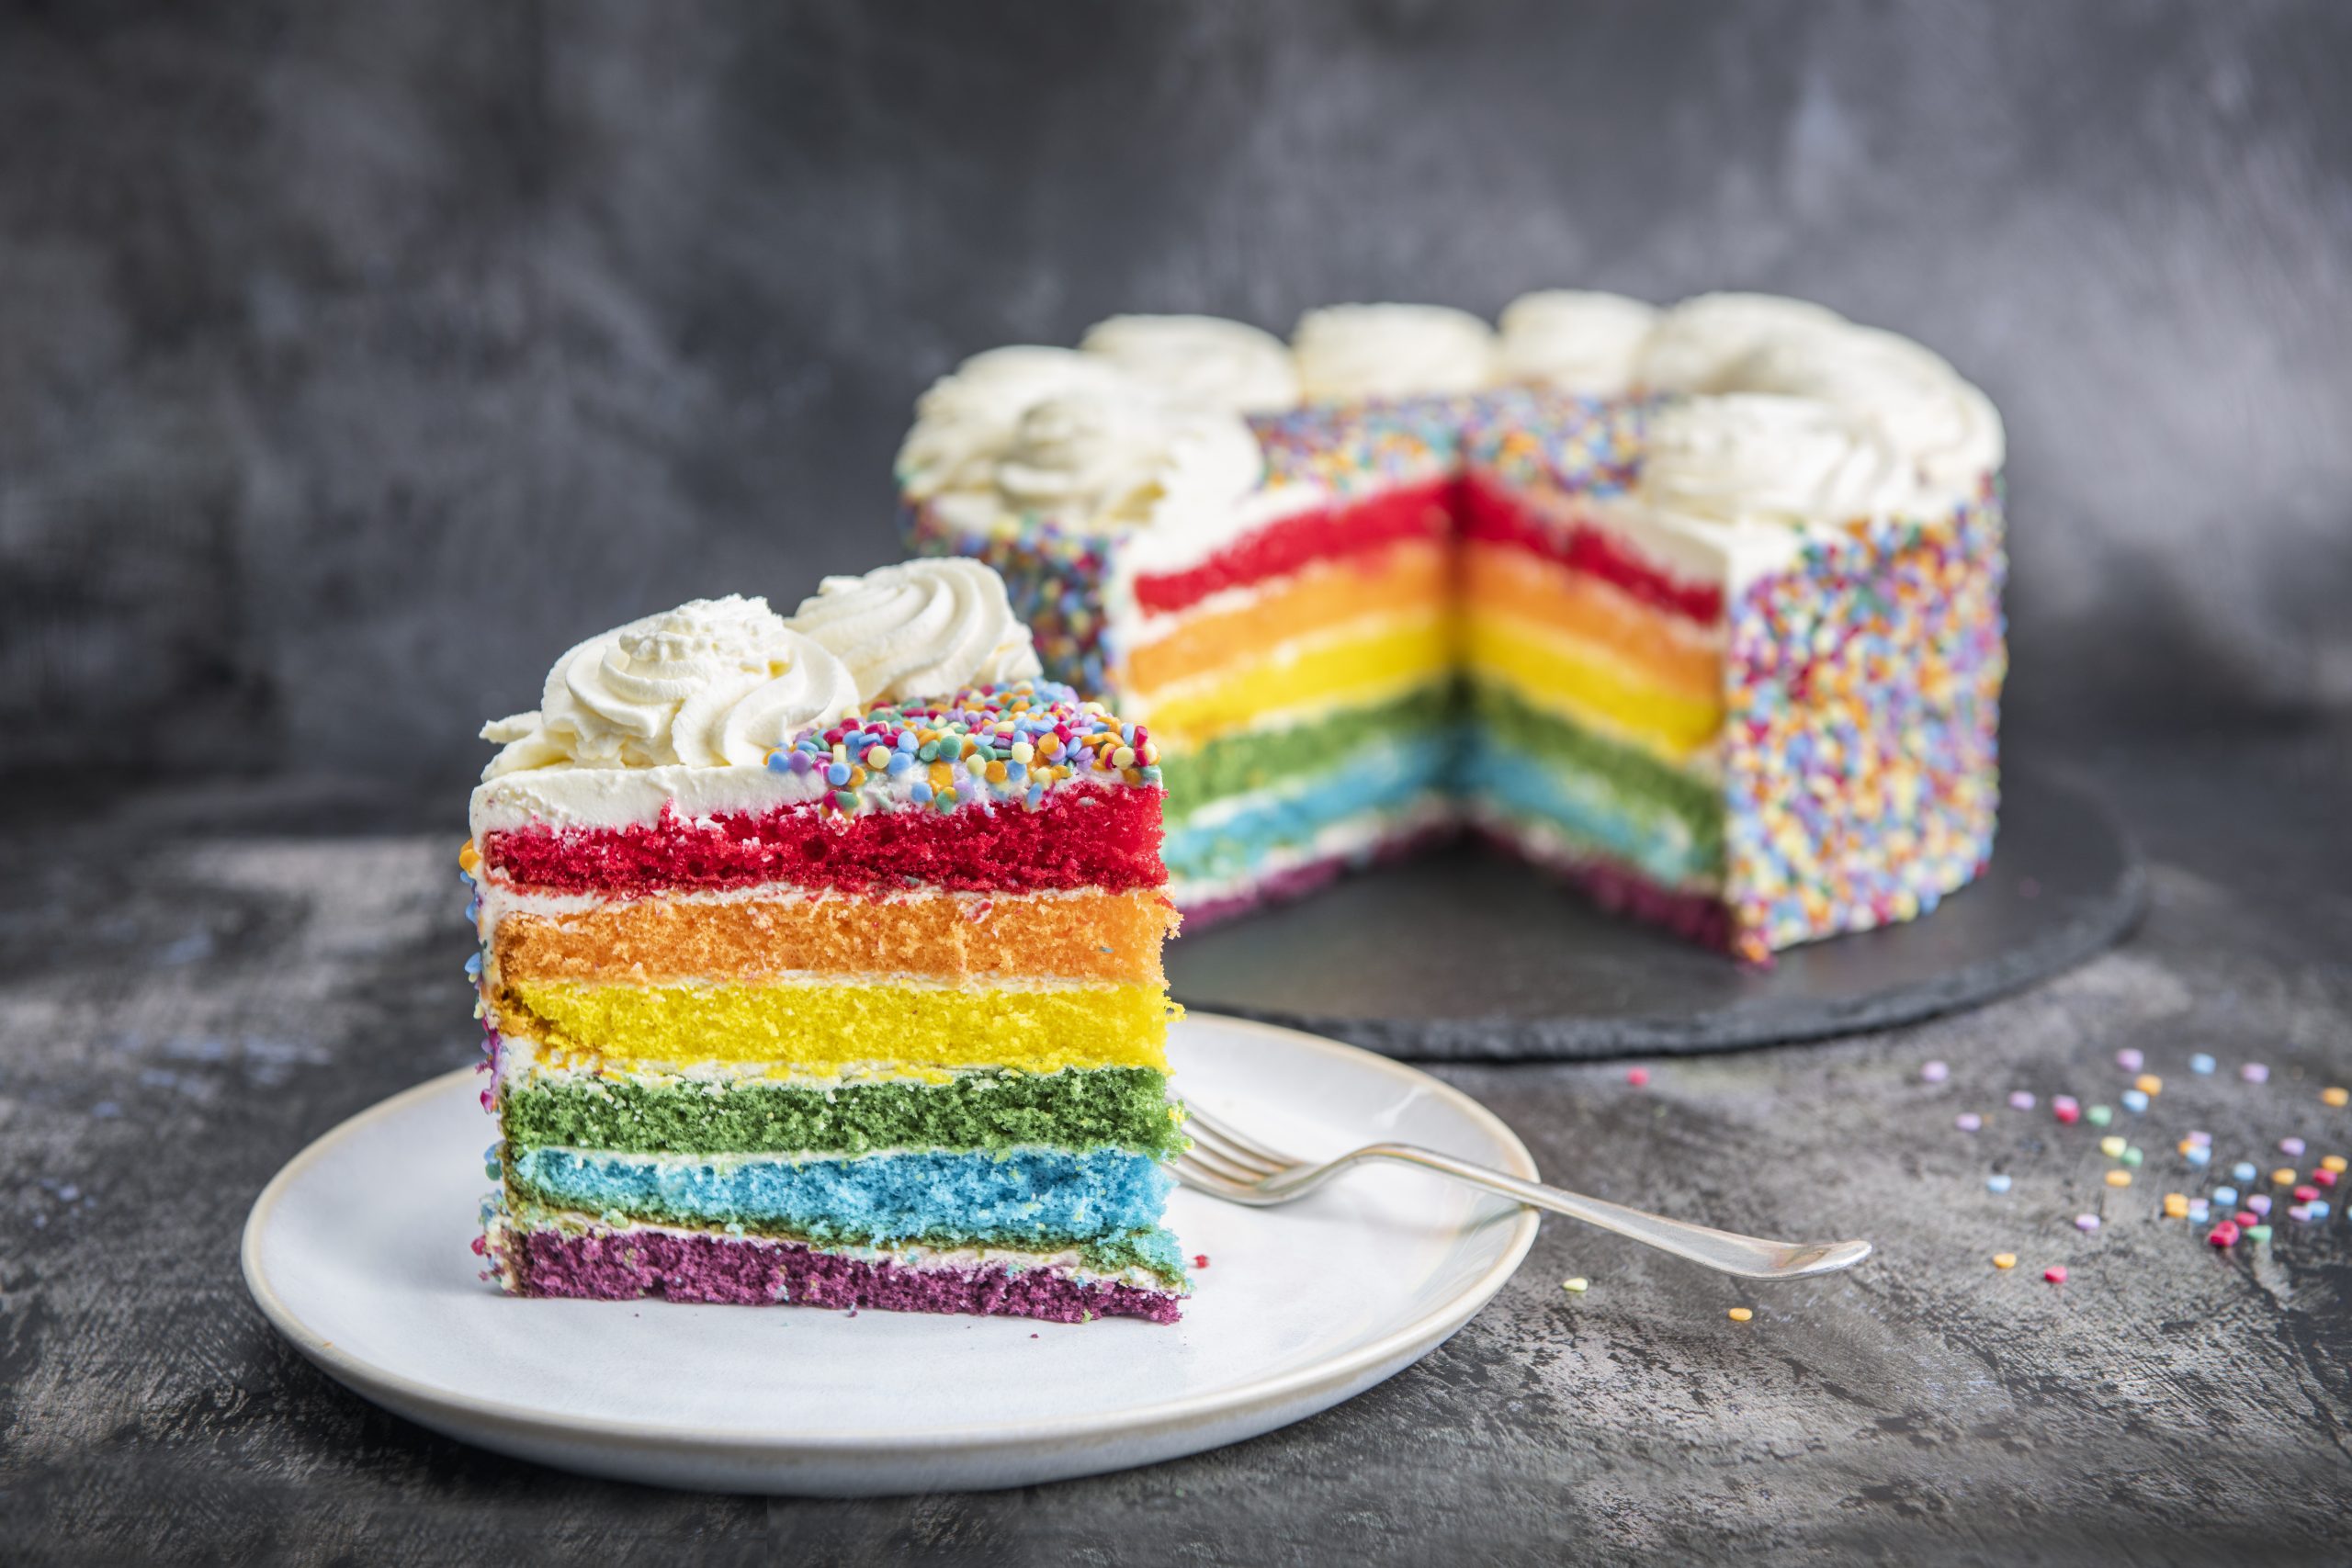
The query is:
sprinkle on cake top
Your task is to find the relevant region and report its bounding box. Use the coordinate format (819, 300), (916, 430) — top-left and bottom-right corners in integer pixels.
(768, 678), (1162, 818)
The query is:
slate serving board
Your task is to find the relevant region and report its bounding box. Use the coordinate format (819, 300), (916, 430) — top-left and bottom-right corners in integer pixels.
(1166, 765), (2143, 1061)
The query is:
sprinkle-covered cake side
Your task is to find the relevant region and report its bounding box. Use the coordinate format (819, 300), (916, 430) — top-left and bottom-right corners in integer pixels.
(466, 568), (1189, 1323)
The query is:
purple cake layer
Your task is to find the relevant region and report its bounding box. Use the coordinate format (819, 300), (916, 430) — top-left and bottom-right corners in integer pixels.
(1178, 822), (1456, 929)
(498, 1223), (1184, 1325)
(1473, 824), (1737, 955)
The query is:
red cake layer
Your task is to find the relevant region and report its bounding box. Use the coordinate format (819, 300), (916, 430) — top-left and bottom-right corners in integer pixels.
(1459, 471), (1724, 626)
(483, 784), (1167, 897)
(1131, 480), (1453, 616)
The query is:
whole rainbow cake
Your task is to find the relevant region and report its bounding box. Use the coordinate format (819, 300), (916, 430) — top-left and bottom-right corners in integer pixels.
(900, 292), (2006, 960)
(466, 561), (1189, 1323)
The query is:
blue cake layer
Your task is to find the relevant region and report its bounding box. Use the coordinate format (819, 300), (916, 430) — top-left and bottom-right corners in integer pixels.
(1458, 734), (1721, 889)
(505, 1145), (1173, 1248)
(1162, 732), (1450, 885)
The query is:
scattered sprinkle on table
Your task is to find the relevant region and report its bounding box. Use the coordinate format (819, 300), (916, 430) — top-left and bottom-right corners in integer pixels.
(2280, 1137), (2306, 1156)
(2233, 1162), (2259, 1182)
(1956, 1112), (1983, 1132)
(2212, 1186), (2239, 1205)
(2052, 1096), (2081, 1124)
(2242, 1063), (2269, 1084)
(2209, 1221), (2241, 1247)
(2324, 1087), (2350, 1109)
(2116, 1048), (2144, 1071)
(2086, 1105), (2114, 1127)
(2008, 1091), (2036, 1111)
(2075, 1213), (2100, 1233)
(2185, 1145), (2213, 1168)
(1562, 1277), (1589, 1294)
(2248, 1194), (2273, 1216)
(2316, 1168), (2338, 1188)
(2105, 1170), (2132, 1189)
(2163, 1193), (2189, 1218)
(2189, 1053), (2217, 1075)
(1987, 1173), (2012, 1193)
(2273, 1168), (2298, 1187)
(2246, 1223), (2273, 1242)
(2120, 1089), (2150, 1113)
(2133, 1074), (2163, 1097)
(1193, 1255), (1210, 1269)
(2099, 1135), (2127, 1158)
(1920, 1060), (1949, 1084)
(2121, 1146), (2144, 1167)
(1993, 1253), (2018, 1269)
(2043, 1266), (2068, 1284)
(2326, 1156), (2350, 1174)
(1726, 1307), (1753, 1323)
(1625, 1067), (1650, 1088)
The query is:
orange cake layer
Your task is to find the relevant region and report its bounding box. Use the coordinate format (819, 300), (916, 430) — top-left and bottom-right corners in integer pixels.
(492, 888), (1178, 988)
(1122, 539), (1451, 697)
(1461, 540), (1722, 703)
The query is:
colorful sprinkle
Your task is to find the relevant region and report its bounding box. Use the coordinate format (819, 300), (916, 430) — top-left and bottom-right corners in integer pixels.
(2189, 1053), (2216, 1075)
(2245, 1223), (2273, 1242)
(1726, 1307), (1753, 1323)
(2052, 1096), (2081, 1125)
(2163, 1193), (2189, 1218)
(1956, 1112), (1983, 1133)
(2074, 1213), (2100, 1233)
(2104, 1170), (2132, 1189)
(1986, 1173), (2012, 1194)
(1920, 1060), (1950, 1084)
(2086, 1104), (2113, 1127)
(2209, 1221), (2241, 1247)
(2324, 1087), (2350, 1109)
(2120, 1089), (2150, 1113)
(2133, 1074), (2163, 1097)
(2273, 1168), (2298, 1187)
(2248, 1194), (2273, 1216)
(2280, 1136), (2307, 1156)
(1625, 1066), (1650, 1088)
(2121, 1146), (2143, 1168)
(2212, 1186), (2239, 1206)
(2043, 1266), (2068, 1284)
(2098, 1135), (2127, 1158)
(2007, 1091), (2036, 1111)
(1992, 1252), (2018, 1269)
(2325, 1156), (2349, 1174)
(2115, 1048), (2144, 1072)
(1562, 1276), (1589, 1294)
(2242, 1063), (2269, 1084)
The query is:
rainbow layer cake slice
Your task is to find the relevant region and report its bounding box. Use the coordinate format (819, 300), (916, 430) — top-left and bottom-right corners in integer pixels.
(467, 563), (1188, 1323)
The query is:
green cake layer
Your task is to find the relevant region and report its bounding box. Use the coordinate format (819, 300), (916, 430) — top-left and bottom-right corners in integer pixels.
(501, 1066), (1182, 1159)
(1161, 682), (1456, 821)
(1466, 682), (1725, 863)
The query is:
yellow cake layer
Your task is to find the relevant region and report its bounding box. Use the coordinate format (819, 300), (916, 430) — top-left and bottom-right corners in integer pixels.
(1123, 541), (1451, 696)
(1461, 542), (1720, 703)
(1137, 614), (1455, 750)
(503, 977), (1174, 1073)
(1463, 611), (1723, 761)
(492, 888), (1176, 988)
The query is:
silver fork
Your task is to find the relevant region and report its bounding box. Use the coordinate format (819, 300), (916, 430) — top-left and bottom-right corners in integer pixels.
(1172, 1104), (1871, 1280)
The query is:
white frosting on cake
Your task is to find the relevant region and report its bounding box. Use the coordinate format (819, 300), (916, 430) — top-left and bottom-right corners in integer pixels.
(1731, 324), (2005, 499)
(1079, 313), (1300, 414)
(895, 347), (1134, 501)
(1634, 292), (1851, 394)
(478, 597), (860, 779)
(786, 558), (1041, 704)
(1497, 290), (1659, 395)
(1642, 392), (1922, 530)
(1291, 303), (1498, 402)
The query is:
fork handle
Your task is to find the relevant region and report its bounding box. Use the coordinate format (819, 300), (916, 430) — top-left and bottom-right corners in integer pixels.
(1335, 1144), (1872, 1280)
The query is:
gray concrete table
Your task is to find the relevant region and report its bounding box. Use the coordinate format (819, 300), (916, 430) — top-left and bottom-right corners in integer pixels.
(6, 728), (2348, 1566)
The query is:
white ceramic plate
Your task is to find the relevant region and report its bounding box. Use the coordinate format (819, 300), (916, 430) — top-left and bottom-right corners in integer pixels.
(242, 1011), (1539, 1495)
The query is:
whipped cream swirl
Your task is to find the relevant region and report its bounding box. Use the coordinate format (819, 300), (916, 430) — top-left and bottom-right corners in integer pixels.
(786, 558), (1042, 704)
(1634, 292), (1850, 394)
(1642, 393), (1921, 529)
(1733, 324), (2005, 492)
(1080, 313), (1300, 414)
(480, 596), (861, 778)
(1497, 290), (1659, 395)
(1292, 303), (1497, 402)
(896, 346), (1134, 501)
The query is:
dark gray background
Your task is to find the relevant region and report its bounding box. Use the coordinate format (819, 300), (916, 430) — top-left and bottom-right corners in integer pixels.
(5, 0), (2349, 798)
